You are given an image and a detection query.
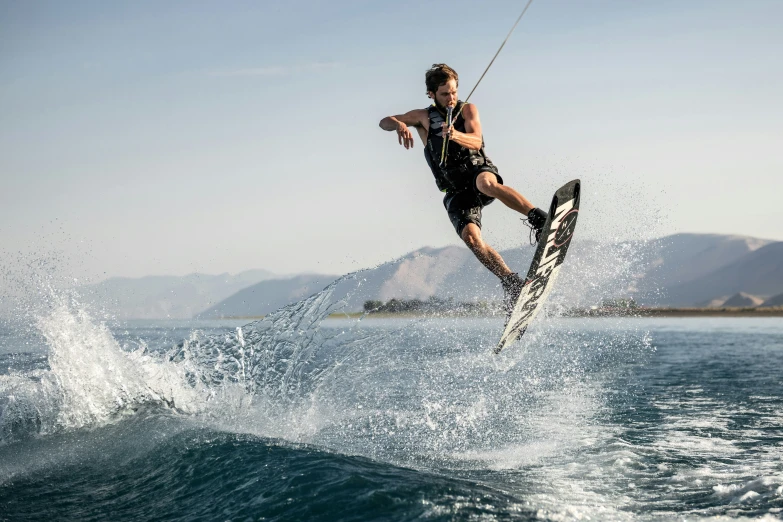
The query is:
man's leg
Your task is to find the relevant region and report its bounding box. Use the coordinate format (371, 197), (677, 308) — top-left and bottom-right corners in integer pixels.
(475, 171), (548, 242)
(461, 222), (525, 314)
(460, 223), (513, 279)
(475, 171), (534, 216)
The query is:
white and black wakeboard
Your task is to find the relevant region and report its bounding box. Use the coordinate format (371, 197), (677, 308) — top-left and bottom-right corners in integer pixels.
(495, 179), (581, 354)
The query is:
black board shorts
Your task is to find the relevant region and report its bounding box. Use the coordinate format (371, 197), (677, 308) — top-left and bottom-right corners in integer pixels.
(444, 165), (503, 237)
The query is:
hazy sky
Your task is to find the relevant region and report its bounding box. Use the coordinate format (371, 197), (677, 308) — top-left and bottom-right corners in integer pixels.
(2, 0), (781, 280)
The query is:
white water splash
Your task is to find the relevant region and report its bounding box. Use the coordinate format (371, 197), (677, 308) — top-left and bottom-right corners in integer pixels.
(0, 272), (379, 443)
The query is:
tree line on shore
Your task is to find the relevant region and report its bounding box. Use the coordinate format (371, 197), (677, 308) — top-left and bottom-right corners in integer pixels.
(361, 296), (783, 317)
(363, 296), (496, 315)
(363, 296), (639, 315)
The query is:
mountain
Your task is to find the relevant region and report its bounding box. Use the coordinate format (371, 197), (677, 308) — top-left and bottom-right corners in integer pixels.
(630, 233), (774, 301)
(760, 293), (783, 308)
(660, 242), (783, 306)
(73, 233), (783, 319)
(78, 270), (277, 319)
(193, 239), (628, 317)
(352, 245), (529, 303)
(721, 292), (764, 307)
(195, 274), (339, 318)
(191, 233), (783, 317)
(334, 233), (783, 310)
(193, 246), (535, 319)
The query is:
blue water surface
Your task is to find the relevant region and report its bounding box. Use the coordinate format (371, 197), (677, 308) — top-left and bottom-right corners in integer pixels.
(1, 308), (781, 521)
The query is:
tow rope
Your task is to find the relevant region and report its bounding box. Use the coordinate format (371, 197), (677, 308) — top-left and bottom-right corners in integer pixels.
(441, 0), (536, 165)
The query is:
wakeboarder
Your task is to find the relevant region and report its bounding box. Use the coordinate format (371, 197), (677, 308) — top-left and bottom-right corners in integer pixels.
(379, 63), (548, 313)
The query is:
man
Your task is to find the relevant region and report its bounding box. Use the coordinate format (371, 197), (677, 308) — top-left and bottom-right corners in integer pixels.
(379, 63), (548, 314)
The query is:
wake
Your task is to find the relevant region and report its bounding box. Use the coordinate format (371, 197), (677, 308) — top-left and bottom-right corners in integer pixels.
(0, 271), (385, 444)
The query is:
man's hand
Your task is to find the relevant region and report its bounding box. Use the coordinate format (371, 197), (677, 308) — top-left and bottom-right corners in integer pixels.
(397, 122), (415, 149)
(441, 122), (454, 139)
(379, 110), (427, 149)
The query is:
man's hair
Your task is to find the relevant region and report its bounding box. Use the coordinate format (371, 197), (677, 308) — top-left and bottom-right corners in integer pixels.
(425, 63), (459, 94)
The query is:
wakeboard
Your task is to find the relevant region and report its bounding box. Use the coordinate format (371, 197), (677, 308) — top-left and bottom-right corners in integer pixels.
(495, 179), (581, 354)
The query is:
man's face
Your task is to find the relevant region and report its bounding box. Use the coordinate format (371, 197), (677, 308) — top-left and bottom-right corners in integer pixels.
(430, 79), (458, 110)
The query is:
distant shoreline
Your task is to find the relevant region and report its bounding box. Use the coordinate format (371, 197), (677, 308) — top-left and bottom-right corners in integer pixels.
(563, 307), (783, 318)
(352, 307), (783, 319)
(206, 307), (783, 320)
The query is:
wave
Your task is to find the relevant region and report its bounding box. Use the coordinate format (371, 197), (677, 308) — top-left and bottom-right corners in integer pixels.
(0, 421), (536, 522)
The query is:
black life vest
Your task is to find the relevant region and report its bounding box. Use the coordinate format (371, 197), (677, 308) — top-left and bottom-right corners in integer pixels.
(423, 101), (490, 193)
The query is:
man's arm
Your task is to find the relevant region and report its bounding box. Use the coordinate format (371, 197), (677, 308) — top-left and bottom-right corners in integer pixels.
(445, 103), (483, 151)
(379, 109), (428, 149)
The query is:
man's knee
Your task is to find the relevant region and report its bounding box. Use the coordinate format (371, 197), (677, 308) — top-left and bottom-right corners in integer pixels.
(461, 223), (483, 250)
(475, 172), (500, 195)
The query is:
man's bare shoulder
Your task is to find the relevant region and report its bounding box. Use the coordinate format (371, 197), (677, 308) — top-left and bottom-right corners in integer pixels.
(461, 103), (480, 118)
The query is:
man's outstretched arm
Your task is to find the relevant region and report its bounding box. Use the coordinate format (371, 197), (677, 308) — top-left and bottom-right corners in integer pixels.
(379, 109), (427, 149)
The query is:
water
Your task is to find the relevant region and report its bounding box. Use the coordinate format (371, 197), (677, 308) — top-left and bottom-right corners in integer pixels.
(1, 286), (782, 521)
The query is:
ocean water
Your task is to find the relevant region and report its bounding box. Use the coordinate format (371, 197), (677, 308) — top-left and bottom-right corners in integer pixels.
(1, 284), (782, 521)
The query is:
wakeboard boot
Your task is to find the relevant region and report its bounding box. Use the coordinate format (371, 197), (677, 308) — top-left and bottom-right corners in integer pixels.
(500, 272), (524, 318)
(523, 207), (548, 244)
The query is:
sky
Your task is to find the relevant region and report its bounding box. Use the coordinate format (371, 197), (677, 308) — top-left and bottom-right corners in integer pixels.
(1, 0), (781, 281)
